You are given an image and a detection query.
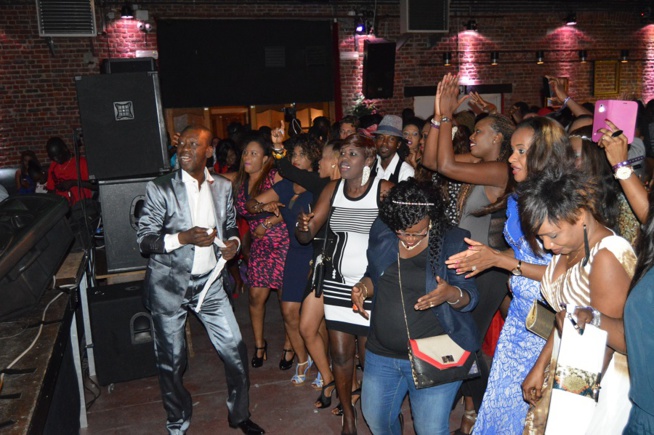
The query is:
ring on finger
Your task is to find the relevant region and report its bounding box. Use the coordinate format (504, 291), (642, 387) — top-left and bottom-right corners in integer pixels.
(471, 265), (477, 271)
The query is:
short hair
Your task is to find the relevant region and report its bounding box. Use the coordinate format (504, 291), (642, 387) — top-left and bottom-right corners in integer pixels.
(180, 125), (213, 142)
(403, 117), (425, 131)
(339, 115), (359, 128)
(517, 166), (600, 254)
(284, 133), (322, 171)
(341, 131), (376, 160)
(513, 102), (529, 116)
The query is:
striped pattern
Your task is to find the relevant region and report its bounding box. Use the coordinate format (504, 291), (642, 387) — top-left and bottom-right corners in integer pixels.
(329, 207), (379, 234)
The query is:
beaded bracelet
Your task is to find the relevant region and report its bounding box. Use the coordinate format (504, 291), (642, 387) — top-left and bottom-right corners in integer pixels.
(359, 282), (369, 300)
(612, 156), (645, 170)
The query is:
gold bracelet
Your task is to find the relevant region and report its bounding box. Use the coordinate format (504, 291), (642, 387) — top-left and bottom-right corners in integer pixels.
(359, 282), (369, 300)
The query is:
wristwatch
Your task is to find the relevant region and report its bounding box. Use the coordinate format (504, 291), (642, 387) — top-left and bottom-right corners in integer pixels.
(271, 147), (287, 160)
(511, 260), (523, 276)
(614, 165), (634, 180)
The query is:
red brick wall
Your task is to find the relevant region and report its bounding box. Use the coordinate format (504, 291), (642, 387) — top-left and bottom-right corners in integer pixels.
(1, 2), (651, 167)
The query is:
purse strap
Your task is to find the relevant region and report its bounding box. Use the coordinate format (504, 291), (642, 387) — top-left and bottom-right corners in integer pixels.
(397, 253), (413, 341)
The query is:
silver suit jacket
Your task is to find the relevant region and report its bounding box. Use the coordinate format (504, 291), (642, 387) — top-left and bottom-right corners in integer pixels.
(137, 170), (239, 314)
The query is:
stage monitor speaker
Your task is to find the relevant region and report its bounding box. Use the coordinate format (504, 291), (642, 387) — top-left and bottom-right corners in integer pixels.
(101, 57), (156, 74)
(0, 195), (73, 321)
(99, 177), (154, 273)
(400, 0), (449, 33)
(362, 41), (396, 99)
(89, 281), (157, 386)
(75, 72), (171, 180)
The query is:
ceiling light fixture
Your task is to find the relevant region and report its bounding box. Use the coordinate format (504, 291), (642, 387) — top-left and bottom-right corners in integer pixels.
(465, 20), (478, 31)
(443, 52), (452, 67)
(120, 2), (134, 19)
(536, 50), (545, 64)
(490, 51), (499, 66)
(565, 13), (577, 26)
(354, 16), (366, 35)
(620, 49), (629, 63)
(578, 50), (587, 63)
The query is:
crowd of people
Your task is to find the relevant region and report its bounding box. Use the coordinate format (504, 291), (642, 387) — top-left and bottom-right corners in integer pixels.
(12, 73), (654, 434)
(144, 74), (654, 434)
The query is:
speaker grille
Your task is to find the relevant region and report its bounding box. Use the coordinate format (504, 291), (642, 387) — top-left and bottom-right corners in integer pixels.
(400, 0), (449, 33)
(37, 0), (97, 37)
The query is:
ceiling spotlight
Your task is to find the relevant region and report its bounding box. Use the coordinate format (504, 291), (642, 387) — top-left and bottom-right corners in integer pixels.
(639, 6), (652, 22)
(443, 52), (452, 67)
(490, 51), (499, 66)
(578, 49), (588, 63)
(620, 49), (629, 63)
(120, 2), (134, 19)
(565, 13), (577, 26)
(536, 50), (545, 65)
(465, 20), (478, 31)
(354, 16), (366, 35)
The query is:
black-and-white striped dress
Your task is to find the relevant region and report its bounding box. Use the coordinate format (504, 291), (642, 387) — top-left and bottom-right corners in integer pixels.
(323, 179), (380, 336)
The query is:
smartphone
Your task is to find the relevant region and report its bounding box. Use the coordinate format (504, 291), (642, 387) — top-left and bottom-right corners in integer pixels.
(591, 100), (638, 144)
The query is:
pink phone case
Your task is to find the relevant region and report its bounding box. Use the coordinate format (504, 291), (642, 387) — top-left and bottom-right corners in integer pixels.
(591, 100), (638, 144)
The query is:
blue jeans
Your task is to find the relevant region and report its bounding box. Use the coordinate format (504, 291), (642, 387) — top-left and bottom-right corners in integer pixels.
(361, 350), (461, 435)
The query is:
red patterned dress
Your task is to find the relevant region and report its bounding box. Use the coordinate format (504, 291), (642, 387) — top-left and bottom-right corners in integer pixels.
(235, 169), (289, 289)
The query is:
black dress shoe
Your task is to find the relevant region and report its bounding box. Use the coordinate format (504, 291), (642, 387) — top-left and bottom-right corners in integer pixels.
(231, 418), (265, 434)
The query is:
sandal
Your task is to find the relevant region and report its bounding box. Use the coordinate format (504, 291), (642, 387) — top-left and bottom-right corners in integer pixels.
(279, 348), (295, 371)
(340, 408), (357, 435)
(291, 357), (313, 386)
(311, 372), (323, 390)
(332, 387), (362, 416)
(315, 380), (336, 408)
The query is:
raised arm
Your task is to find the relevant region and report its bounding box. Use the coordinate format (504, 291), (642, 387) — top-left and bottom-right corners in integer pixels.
(547, 76), (592, 118)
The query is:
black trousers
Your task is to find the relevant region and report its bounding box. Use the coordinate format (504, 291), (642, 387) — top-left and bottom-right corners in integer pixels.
(151, 274), (250, 434)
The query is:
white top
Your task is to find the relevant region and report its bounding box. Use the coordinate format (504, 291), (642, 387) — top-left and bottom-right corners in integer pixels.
(375, 153), (414, 182)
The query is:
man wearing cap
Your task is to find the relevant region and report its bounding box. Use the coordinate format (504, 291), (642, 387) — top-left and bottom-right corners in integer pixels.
(373, 114), (414, 183)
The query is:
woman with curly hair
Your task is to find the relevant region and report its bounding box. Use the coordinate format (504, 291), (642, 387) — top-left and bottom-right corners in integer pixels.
(352, 179), (479, 434)
(222, 132), (290, 369)
(245, 134), (322, 383)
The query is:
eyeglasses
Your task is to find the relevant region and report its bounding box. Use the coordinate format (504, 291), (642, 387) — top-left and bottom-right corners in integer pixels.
(396, 223), (432, 239)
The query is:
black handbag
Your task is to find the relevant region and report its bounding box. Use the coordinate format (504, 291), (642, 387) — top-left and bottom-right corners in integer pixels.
(309, 182), (338, 298)
(397, 254), (480, 389)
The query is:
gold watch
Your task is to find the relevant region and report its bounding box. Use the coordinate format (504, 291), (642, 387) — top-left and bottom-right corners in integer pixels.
(511, 260), (523, 276)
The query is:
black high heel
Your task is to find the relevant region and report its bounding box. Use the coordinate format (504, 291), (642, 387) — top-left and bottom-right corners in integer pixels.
(341, 408), (357, 435)
(279, 348), (295, 371)
(315, 380), (336, 409)
(251, 340), (267, 368)
(332, 387), (362, 416)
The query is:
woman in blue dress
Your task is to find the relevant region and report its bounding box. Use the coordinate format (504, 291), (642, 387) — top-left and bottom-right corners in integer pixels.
(446, 117), (573, 434)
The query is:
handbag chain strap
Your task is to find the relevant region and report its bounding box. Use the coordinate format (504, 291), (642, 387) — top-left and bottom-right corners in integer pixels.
(397, 253), (413, 342)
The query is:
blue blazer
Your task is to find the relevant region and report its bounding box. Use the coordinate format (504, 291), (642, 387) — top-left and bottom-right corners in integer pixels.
(137, 170), (239, 315)
(365, 218), (480, 352)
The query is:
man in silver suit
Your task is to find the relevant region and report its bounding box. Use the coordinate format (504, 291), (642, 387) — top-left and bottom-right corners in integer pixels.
(137, 125), (264, 435)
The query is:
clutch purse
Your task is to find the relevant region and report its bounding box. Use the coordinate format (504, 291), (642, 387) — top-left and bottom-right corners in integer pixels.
(526, 299), (556, 340)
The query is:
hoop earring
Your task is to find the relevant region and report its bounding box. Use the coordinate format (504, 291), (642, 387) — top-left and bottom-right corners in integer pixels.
(582, 223), (590, 267)
(361, 165), (371, 186)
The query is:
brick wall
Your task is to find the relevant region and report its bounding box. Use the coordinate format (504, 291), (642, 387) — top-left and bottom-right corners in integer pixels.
(0, 1), (650, 167)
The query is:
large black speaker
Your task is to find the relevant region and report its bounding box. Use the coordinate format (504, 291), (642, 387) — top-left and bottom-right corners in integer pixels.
(362, 41), (396, 99)
(89, 281), (157, 386)
(99, 177), (153, 273)
(0, 195), (73, 321)
(75, 72), (171, 180)
(400, 0), (449, 33)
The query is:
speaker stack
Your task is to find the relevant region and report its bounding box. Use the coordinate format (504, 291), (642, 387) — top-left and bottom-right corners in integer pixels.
(88, 281), (157, 385)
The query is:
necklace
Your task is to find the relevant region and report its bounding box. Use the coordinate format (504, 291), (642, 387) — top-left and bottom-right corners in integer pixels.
(566, 247), (584, 265)
(400, 237), (425, 251)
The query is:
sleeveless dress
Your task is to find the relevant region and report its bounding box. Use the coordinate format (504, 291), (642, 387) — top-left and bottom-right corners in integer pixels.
(473, 195), (551, 434)
(273, 179), (313, 303)
(524, 234), (636, 434)
(235, 169), (289, 290)
(322, 179), (380, 336)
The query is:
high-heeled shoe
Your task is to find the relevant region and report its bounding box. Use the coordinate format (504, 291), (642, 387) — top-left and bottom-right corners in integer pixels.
(290, 356), (313, 386)
(332, 387), (362, 416)
(314, 380), (336, 408)
(279, 348), (295, 370)
(251, 340), (267, 368)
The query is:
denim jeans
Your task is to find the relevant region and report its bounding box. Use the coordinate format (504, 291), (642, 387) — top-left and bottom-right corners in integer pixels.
(361, 350), (461, 435)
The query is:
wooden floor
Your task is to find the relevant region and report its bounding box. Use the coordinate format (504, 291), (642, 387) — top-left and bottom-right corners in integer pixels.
(79, 287), (468, 435)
